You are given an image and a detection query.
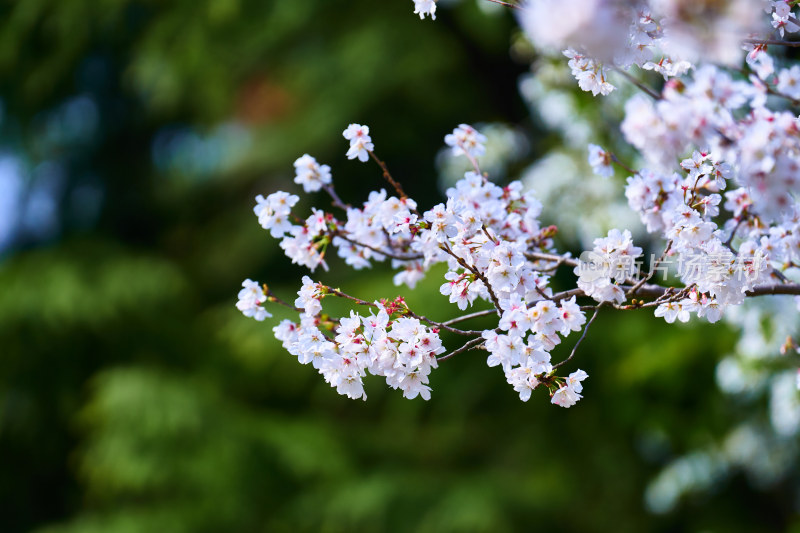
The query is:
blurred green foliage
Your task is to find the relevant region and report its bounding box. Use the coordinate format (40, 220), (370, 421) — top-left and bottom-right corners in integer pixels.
(0, 1), (798, 532)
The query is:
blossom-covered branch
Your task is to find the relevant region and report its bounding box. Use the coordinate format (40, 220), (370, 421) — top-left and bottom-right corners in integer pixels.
(236, 0), (800, 407)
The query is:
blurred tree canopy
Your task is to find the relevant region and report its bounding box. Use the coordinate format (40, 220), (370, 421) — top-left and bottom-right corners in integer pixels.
(0, 1), (798, 532)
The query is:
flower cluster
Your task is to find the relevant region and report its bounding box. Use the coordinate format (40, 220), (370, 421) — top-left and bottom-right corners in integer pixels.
(293, 154), (332, 193)
(235, 1), (800, 408)
(564, 49), (614, 97)
(576, 229), (642, 304)
(487, 295), (587, 404)
(412, 0), (436, 21)
(254, 191), (298, 238)
(552, 369), (589, 408)
(343, 123), (374, 162)
(444, 124), (487, 160)
(518, 1), (766, 97)
(275, 291), (444, 400)
(587, 144), (613, 178)
(239, 122), (593, 405)
(236, 279), (270, 321)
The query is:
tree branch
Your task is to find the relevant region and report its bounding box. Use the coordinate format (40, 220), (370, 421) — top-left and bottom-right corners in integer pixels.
(441, 308), (497, 325)
(332, 230), (423, 261)
(483, 0), (522, 9)
(322, 184), (350, 211)
(368, 150), (416, 210)
(440, 243), (503, 315)
(525, 251), (579, 268)
(743, 38), (800, 47)
(611, 66), (661, 100)
(438, 337), (486, 362)
(553, 303), (604, 370)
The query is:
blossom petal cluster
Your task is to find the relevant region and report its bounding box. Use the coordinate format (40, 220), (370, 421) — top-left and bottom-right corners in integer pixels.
(575, 229), (641, 304)
(518, 1), (768, 96)
(275, 298), (444, 401)
(236, 2), (800, 408)
(238, 123), (598, 406)
(343, 123), (374, 162)
(294, 154), (332, 193)
(412, 0), (436, 20)
(236, 279), (270, 321)
(254, 191), (299, 238)
(444, 124), (487, 159)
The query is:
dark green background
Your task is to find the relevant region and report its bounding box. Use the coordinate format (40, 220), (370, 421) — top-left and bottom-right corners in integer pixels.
(0, 1), (796, 531)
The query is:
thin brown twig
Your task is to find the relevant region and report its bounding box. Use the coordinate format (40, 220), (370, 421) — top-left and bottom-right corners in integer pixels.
(322, 184), (350, 211)
(738, 65), (800, 107)
(553, 303), (605, 370)
(324, 287), (377, 308)
(627, 240), (673, 297)
(323, 286), (482, 336)
(765, 82), (800, 106)
(724, 217), (745, 248)
(535, 286), (551, 301)
(550, 288), (585, 304)
(265, 287), (303, 312)
(743, 38), (800, 47)
(482, 224), (498, 244)
(611, 66), (661, 100)
(332, 231), (423, 261)
(438, 337), (486, 362)
(404, 310), (484, 337)
(550, 282), (800, 306)
(771, 268), (790, 284)
(611, 153), (638, 175)
(368, 151), (415, 209)
(440, 243), (503, 315)
(441, 309), (497, 325)
(483, 0), (522, 9)
(525, 251), (579, 268)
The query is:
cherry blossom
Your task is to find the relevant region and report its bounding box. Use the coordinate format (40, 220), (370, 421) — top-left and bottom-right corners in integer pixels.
(293, 154), (332, 193)
(412, 0), (436, 20)
(236, 279), (270, 321)
(587, 144), (613, 178)
(444, 124), (487, 159)
(343, 123), (374, 162)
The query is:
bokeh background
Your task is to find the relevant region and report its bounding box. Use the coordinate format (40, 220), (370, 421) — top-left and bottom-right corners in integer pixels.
(1, 1), (798, 531)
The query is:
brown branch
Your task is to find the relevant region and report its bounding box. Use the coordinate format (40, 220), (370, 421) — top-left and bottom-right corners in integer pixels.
(441, 309), (497, 325)
(324, 286), (482, 337)
(324, 287), (377, 308)
(553, 303), (605, 370)
(483, 0), (522, 9)
(525, 251), (579, 268)
(438, 337), (486, 362)
(738, 65), (800, 107)
(549, 282), (800, 306)
(746, 283), (800, 297)
(440, 243), (503, 315)
(743, 38), (800, 47)
(611, 153), (638, 175)
(322, 184), (350, 211)
(368, 151), (415, 207)
(403, 310), (484, 337)
(611, 66), (661, 100)
(550, 288), (586, 304)
(620, 282), (800, 299)
(724, 217), (745, 248)
(265, 288), (303, 312)
(627, 240), (672, 298)
(332, 230), (423, 261)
